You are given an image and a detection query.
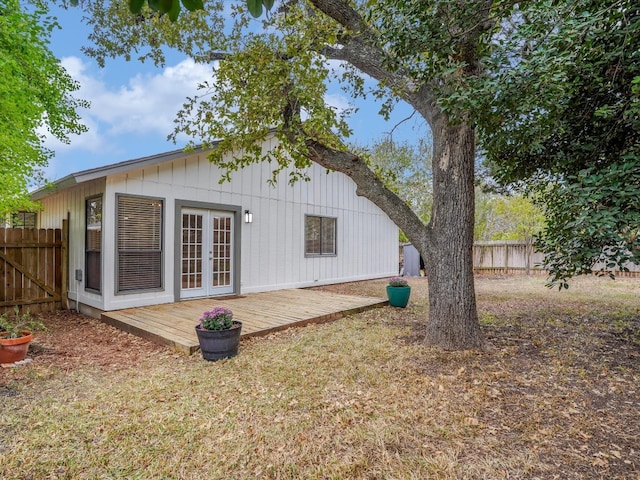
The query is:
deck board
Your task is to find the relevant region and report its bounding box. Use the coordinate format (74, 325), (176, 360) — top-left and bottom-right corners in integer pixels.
(101, 289), (387, 355)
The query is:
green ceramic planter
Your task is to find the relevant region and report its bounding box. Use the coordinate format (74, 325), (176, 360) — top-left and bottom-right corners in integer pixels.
(386, 285), (411, 308)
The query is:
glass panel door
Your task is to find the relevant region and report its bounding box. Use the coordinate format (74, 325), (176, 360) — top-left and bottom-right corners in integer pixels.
(211, 214), (233, 293)
(181, 211), (204, 298)
(181, 209), (234, 298)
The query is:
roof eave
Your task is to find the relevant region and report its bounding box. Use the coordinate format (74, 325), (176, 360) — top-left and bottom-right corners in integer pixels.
(30, 144), (211, 200)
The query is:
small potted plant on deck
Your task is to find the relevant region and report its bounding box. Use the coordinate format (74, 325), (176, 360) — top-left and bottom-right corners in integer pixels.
(386, 276), (411, 308)
(195, 307), (242, 361)
(0, 307), (47, 364)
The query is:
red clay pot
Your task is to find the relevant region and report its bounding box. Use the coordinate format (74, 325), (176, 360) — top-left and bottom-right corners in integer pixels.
(0, 332), (33, 364)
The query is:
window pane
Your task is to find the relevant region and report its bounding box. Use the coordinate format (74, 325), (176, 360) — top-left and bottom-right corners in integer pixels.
(118, 197), (162, 250)
(117, 196), (163, 292)
(118, 252), (162, 291)
(305, 216), (321, 255)
(85, 196), (102, 292)
(321, 218), (336, 255)
(6, 212), (37, 228)
(85, 251), (101, 291)
(305, 215), (336, 256)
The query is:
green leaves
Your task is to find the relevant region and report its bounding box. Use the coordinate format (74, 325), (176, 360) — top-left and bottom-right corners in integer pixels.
(535, 160), (640, 288)
(480, 0), (639, 185)
(181, 0), (204, 10)
(246, 0), (263, 17)
(474, 0), (640, 286)
(128, 0), (145, 14)
(0, 0), (86, 214)
(246, 0), (275, 18)
(125, 0), (269, 21)
(127, 0), (204, 21)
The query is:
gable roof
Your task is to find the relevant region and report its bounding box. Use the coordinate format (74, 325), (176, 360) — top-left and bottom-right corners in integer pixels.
(31, 144), (210, 200)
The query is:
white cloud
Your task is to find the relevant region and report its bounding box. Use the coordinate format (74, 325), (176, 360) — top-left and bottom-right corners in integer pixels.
(44, 56), (213, 153)
(96, 59), (212, 136)
(324, 93), (354, 117)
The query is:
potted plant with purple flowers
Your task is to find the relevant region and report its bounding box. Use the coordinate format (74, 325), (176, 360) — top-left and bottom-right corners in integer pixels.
(195, 306), (242, 361)
(386, 276), (411, 308)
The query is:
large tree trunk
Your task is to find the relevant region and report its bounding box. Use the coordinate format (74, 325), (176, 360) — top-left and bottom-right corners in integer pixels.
(422, 118), (484, 349)
(305, 118), (485, 350)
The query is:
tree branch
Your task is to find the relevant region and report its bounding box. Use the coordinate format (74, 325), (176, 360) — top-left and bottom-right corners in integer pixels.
(304, 139), (428, 246)
(309, 0), (439, 124)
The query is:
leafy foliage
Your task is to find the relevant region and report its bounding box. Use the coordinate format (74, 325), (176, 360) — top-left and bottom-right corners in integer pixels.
(474, 193), (545, 241)
(0, 307), (47, 339)
(480, 0), (639, 182)
(362, 138), (433, 226)
(245, 0), (274, 18)
(0, 0), (87, 215)
(476, 0), (640, 286)
(72, 0), (206, 22)
(536, 161), (640, 289)
(118, 0), (272, 21)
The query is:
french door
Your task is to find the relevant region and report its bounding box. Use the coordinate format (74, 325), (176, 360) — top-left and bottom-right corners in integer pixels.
(180, 208), (234, 298)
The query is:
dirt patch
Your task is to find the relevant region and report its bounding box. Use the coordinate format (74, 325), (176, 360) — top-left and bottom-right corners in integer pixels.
(0, 310), (164, 382)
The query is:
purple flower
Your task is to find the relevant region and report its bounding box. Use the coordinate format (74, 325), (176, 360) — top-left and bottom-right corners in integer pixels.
(200, 307), (234, 330)
(388, 276), (409, 287)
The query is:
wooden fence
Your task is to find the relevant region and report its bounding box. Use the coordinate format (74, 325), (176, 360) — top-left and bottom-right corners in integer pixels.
(473, 240), (640, 276)
(403, 241), (640, 277)
(0, 221), (68, 315)
(473, 240), (544, 275)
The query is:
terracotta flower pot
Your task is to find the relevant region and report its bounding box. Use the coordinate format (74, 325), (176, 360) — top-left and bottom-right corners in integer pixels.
(0, 331), (33, 364)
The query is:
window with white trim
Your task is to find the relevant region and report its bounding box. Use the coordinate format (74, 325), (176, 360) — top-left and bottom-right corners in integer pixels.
(85, 196), (102, 292)
(116, 195), (163, 292)
(305, 215), (336, 256)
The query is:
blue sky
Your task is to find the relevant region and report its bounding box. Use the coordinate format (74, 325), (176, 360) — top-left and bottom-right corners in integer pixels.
(43, 3), (428, 182)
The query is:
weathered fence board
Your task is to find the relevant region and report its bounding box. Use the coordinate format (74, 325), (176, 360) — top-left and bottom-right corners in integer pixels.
(403, 241), (640, 277)
(473, 241), (546, 275)
(473, 240), (640, 276)
(0, 222), (68, 315)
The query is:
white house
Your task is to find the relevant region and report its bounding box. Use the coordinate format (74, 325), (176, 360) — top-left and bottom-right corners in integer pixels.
(33, 136), (399, 317)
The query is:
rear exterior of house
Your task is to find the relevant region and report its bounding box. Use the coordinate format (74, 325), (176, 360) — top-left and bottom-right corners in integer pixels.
(34, 136), (398, 316)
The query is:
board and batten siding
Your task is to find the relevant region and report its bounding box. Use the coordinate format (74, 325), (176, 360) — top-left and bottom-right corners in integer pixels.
(36, 136), (398, 312)
(37, 178), (106, 311)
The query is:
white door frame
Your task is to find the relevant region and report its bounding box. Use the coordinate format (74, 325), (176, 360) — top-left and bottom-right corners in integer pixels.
(174, 201), (242, 301)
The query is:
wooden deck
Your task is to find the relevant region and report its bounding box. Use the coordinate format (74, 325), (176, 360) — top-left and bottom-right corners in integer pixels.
(101, 289), (387, 355)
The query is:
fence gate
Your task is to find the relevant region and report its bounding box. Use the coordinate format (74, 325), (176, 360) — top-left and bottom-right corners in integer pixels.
(0, 221), (68, 315)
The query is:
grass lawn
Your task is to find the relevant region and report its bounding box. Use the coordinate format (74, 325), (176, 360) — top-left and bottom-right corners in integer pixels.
(1, 275), (639, 479)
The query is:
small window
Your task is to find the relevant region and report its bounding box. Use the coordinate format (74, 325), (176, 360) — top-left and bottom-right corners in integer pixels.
(305, 215), (336, 256)
(116, 195), (163, 293)
(85, 196), (102, 293)
(1, 212), (36, 228)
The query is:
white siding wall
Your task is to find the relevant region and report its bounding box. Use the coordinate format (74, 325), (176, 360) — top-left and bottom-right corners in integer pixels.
(37, 178), (106, 310)
(39, 137), (399, 311)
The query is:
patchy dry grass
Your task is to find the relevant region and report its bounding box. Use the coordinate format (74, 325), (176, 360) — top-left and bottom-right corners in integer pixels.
(1, 275), (639, 479)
